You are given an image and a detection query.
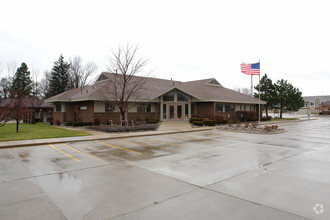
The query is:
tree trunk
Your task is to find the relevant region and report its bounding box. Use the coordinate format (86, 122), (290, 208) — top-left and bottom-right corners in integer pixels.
(120, 109), (126, 125)
(265, 108), (268, 117)
(16, 119), (19, 133)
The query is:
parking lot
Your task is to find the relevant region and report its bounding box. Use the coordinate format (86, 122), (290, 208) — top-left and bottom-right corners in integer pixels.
(1, 117), (330, 219)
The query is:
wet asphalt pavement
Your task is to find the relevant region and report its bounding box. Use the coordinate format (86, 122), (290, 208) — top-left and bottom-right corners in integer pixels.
(1, 117), (330, 219)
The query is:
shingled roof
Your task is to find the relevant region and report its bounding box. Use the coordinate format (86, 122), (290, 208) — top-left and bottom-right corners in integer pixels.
(46, 72), (265, 104)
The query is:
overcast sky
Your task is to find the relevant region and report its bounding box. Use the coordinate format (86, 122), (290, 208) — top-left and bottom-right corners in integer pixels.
(0, 0), (329, 96)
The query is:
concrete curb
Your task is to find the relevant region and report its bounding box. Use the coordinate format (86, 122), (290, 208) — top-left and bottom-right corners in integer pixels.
(0, 127), (213, 149)
(259, 118), (317, 125)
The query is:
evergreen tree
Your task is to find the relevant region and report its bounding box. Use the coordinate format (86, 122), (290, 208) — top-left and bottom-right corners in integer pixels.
(47, 55), (71, 97)
(254, 74), (276, 117)
(274, 79), (304, 118)
(11, 62), (33, 97)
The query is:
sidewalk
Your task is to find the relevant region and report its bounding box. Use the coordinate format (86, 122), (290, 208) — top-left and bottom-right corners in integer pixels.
(0, 121), (212, 149)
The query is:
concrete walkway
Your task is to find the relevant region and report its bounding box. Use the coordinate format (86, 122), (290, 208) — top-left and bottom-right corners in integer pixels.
(0, 121), (211, 149)
(157, 120), (193, 131)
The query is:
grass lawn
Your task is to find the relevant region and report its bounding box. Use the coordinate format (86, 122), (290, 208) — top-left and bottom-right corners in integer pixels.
(0, 123), (90, 142)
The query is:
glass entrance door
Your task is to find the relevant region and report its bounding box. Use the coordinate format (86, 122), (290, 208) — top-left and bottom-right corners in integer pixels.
(169, 105), (175, 119)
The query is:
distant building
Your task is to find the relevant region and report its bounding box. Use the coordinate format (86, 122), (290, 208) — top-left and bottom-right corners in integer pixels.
(0, 98), (53, 122)
(299, 95), (330, 114)
(45, 72), (265, 124)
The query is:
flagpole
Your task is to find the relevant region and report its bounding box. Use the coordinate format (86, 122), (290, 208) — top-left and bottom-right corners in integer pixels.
(258, 59), (261, 123)
(251, 74), (253, 96)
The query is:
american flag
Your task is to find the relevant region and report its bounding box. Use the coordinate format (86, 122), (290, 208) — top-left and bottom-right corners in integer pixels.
(240, 62), (260, 75)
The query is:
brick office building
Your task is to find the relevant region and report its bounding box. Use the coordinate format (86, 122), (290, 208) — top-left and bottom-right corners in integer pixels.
(45, 72), (265, 124)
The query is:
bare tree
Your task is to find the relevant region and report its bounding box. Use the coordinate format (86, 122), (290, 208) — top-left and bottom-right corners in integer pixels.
(101, 45), (150, 123)
(0, 61), (17, 100)
(69, 56), (97, 89)
(0, 100), (13, 127)
(31, 67), (41, 97)
(39, 70), (51, 98)
(234, 87), (252, 96)
(10, 90), (29, 132)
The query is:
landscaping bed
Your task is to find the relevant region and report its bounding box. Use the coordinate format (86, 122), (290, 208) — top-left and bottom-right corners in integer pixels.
(217, 123), (286, 134)
(88, 123), (159, 133)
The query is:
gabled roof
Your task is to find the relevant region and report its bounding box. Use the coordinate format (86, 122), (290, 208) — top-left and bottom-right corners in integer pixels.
(46, 72), (265, 104)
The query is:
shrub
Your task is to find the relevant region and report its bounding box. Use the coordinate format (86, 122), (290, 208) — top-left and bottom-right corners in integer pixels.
(147, 118), (160, 124)
(65, 122), (73, 126)
(55, 120), (61, 125)
(204, 120), (216, 126)
(94, 119), (101, 126)
(73, 122), (83, 127)
(261, 116), (272, 121)
(65, 122), (93, 127)
(192, 121), (204, 127)
(221, 120), (228, 124)
(190, 118), (203, 123)
(49, 119), (54, 125)
(34, 118), (40, 123)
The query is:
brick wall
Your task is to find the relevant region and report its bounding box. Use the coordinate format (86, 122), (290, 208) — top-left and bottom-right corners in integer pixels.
(196, 102), (215, 119)
(66, 103), (75, 121)
(94, 113), (121, 124)
(75, 101), (94, 122)
(127, 112), (156, 122)
(53, 112), (66, 123)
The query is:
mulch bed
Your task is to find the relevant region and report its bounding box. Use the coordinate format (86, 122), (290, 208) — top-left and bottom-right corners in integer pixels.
(217, 123), (286, 134)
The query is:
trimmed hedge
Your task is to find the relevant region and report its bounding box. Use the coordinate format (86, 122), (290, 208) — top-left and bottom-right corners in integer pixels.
(190, 118), (203, 123)
(204, 120), (216, 126)
(147, 118), (160, 124)
(192, 121), (204, 127)
(66, 122), (93, 127)
(261, 116), (272, 121)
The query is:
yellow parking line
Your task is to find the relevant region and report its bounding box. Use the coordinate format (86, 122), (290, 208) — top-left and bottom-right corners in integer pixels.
(62, 144), (100, 160)
(49, 144), (81, 162)
(139, 138), (187, 148)
(97, 141), (142, 154)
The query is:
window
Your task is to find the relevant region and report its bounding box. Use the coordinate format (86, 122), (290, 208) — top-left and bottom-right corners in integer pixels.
(137, 104), (151, 113)
(146, 104), (151, 112)
(55, 104), (62, 112)
(105, 102), (115, 112)
(216, 104), (224, 112)
(137, 106), (145, 113)
(163, 91), (175, 101)
(177, 91), (189, 101)
(163, 104), (167, 119)
(185, 104), (189, 116)
(225, 104), (235, 112)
